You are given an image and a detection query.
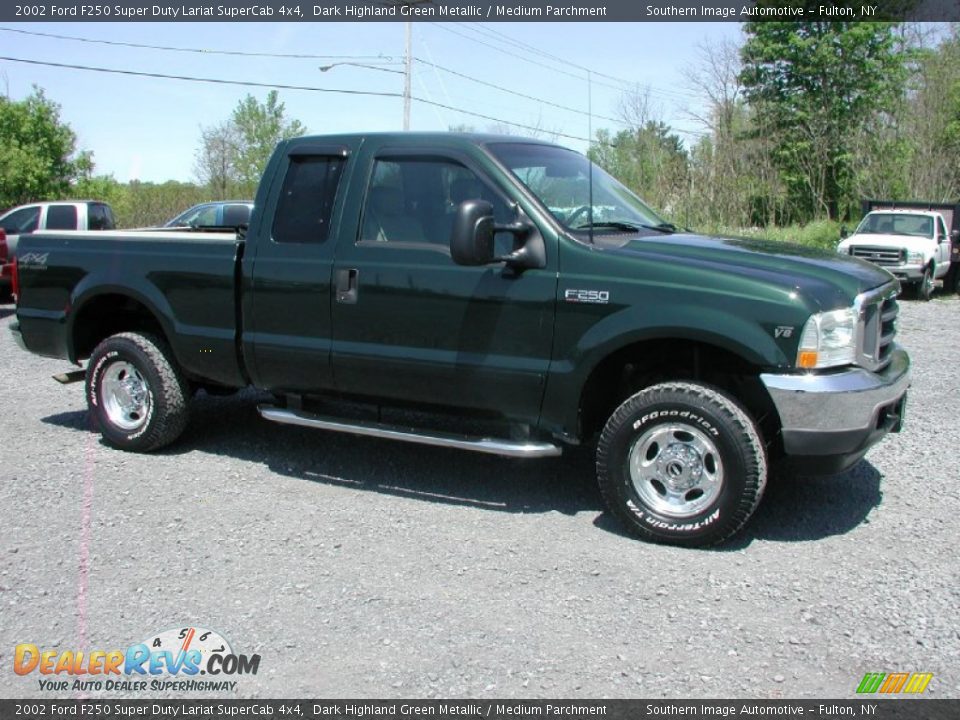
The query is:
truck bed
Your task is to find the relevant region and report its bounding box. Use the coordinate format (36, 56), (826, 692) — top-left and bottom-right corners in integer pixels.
(15, 229), (245, 387)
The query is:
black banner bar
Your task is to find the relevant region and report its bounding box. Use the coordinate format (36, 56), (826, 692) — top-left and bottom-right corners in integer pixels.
(1, 1), (959, 23)
(3, 700), (959, 720)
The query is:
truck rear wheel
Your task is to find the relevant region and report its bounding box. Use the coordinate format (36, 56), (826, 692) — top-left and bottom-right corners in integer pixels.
(945, 265), (960, 295)
(596, 382), (767, 547)
(86, 332), (190, 452)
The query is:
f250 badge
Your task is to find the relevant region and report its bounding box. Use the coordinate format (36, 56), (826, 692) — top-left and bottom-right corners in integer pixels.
(565, 289), (610, 304)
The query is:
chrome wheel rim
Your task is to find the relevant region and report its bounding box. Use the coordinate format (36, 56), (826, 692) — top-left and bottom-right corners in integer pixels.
(628, 423), (724, 518)
(100, 360), (151, 431)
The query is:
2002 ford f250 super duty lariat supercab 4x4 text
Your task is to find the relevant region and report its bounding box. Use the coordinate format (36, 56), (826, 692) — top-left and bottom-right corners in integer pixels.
(9, 133), (910, 546)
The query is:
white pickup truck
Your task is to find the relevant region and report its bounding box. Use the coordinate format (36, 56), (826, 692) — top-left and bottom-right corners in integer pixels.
(838, 205), (959, 301)
(0, 200), (116, 258)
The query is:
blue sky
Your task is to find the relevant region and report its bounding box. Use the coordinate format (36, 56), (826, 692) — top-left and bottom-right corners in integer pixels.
(0, 22), (742, 183)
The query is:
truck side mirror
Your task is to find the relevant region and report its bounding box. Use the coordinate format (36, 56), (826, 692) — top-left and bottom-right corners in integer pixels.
(450, 199), (544, 270)
(840, 226), (849, 239)
(450, 200), (496, 266)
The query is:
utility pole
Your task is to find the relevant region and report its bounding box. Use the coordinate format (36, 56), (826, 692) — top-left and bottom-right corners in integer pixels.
(404, 21), (412, 131)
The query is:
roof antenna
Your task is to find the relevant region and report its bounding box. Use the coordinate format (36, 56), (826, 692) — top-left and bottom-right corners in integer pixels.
(587, 69), (594, 245)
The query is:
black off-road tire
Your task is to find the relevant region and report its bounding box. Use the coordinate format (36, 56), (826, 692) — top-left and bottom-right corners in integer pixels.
(86, 332), (190, 452)
(915, 266), (934, 302)
(596, 382), (767, 547)
(944, 265), (960, 295)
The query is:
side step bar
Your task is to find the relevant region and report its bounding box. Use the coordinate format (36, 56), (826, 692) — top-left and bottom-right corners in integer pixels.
(258, 405), (562, 458)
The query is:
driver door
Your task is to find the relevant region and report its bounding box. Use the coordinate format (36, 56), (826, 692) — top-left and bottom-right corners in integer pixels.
(330, 146), (557, 424)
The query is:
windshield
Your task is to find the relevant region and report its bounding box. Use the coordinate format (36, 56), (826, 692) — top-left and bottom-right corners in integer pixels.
(166, 204), (217, 228)
(487, 142), (667, 232)
(856, 212), (933, 238)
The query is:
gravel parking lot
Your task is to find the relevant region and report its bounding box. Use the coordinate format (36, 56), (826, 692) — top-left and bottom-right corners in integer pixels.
(1, 293), (958, 700)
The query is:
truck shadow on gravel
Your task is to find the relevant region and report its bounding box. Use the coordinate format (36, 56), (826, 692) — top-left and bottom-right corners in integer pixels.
(42, 392), (883, 547)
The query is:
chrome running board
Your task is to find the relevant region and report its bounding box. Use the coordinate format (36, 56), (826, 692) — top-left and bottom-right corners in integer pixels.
(257, 405), (562, 458)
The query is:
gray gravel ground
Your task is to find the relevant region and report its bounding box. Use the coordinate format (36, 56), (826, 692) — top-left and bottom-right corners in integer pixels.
(1, 292), (958, 700)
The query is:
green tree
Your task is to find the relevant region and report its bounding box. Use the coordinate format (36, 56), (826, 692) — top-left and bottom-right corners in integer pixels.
(590, 122), (688, 218)
(898, 27), (960, 201)
(0, 87), (93, 208)
(231, 91), (306, 191)
(195, 91), (306, 197)
(740, 22), (907, 221)
(193, 121), (241, 200)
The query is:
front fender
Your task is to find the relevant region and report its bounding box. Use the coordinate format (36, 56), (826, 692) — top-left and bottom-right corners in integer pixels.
(540, 301), (800, 441)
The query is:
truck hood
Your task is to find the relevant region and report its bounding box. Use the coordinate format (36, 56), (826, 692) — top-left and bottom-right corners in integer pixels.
(603, 232), (894, 310)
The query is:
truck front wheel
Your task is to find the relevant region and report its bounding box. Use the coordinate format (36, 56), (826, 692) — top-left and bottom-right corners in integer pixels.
(916, 266), (934, 301)
(86, 332), (190, 452)
(596, 382), (767, 547)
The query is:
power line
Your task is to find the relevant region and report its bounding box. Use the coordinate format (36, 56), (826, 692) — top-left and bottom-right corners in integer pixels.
(464, 22), (698, 101)
(413, 57), (626, 126)
(0, 26), (399, 62)
(0, 56), (403, 98)
(426, 24), (706, 137)
(428, 23), (616, 89)
(2, 24), (702, 136)
(0, 55), (603, 144)
(0, 24), (622, 126)
(432, 22), (698, 103)
(431, 22), (692, 99)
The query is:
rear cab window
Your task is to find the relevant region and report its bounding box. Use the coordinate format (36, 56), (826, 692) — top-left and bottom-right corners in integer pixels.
(272, 155), (346, 244)
(88, 203), (114, 230)
(45, 204), (79, 230)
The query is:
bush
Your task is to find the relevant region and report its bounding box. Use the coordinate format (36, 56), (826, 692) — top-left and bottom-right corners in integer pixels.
(696, 220), (843, 251)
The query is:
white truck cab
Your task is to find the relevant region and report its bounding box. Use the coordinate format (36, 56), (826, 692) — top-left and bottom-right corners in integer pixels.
(0, 200), (116, 258)
(838, 208), (955, 301)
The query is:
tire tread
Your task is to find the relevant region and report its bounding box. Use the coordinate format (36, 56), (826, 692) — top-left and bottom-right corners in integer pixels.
(596, 381), (766, 547)
(87, 332), (189, 452)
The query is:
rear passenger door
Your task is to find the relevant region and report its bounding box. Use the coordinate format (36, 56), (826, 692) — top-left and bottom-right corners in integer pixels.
(329, 146), (557, 424)
(245, 142), (354, 393)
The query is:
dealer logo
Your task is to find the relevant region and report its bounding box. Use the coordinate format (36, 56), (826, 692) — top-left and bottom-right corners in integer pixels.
(14, 626), (260, 693)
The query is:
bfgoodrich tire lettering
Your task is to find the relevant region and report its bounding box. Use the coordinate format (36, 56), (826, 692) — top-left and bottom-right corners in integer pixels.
(86, 332), (190, 452)
(596, 382), (767, 547)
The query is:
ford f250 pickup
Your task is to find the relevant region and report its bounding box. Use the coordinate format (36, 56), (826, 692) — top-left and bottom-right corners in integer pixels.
(838, 200), (960, 300)
(9, 133), (910, 546)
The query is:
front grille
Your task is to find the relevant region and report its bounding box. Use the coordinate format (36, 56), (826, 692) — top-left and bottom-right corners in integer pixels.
(851, 246), (905, 266)
(858, 285), (899, 371)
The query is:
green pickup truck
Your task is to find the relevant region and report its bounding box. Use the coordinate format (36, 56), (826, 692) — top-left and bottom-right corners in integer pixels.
(10, 133), (910, 546)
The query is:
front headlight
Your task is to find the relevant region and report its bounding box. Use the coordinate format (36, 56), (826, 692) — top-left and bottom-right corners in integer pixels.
(797, 307), (857, 369)
(906, 250), (923, 264)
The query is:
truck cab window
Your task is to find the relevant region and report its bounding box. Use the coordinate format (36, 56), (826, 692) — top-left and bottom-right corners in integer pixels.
(46, 205), (78, 230)
(272, 156), (345, 244)
(2, 206), (40, 234)
(88, 204), (108, 231)
(361, 157), (511, 248)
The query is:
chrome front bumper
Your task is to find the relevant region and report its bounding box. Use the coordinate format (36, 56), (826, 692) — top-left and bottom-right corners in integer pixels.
(761, 347), (910, 457)
(886, 264), (925, 282)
